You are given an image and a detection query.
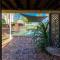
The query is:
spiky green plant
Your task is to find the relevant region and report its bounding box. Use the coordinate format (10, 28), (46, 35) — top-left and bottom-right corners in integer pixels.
(32, 22), (50, 51)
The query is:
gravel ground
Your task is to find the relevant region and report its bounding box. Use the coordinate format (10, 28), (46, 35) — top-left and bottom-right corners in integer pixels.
(2, 36), (59, 60)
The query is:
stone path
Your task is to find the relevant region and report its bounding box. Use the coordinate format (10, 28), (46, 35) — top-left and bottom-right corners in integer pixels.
(2, 36), (53, 60)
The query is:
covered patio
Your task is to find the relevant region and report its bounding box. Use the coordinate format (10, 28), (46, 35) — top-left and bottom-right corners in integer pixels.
(2, 10), (60, 60)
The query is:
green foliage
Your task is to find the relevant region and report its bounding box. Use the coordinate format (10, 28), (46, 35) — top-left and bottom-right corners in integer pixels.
(32, 22), (50, 51)
(2, 19), (6, 24)
(0, 20), (2, 28)
(2, 19), (6, 27)
(0, 19), (6, 27)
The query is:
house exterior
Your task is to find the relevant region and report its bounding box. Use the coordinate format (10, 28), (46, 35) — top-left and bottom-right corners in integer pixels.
(12, 23), (24, 32)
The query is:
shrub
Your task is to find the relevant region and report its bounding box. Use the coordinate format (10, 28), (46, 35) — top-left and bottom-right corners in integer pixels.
(32, 22), (50, 51)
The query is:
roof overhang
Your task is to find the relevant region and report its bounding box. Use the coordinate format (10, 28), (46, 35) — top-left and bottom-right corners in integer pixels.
(21, 14), (47, 22)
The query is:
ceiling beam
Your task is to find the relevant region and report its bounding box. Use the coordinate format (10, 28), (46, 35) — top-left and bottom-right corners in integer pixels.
(2, 0), (16, 9)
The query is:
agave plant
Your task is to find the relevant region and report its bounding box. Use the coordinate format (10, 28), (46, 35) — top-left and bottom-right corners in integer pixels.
(32, 21), (50, 51)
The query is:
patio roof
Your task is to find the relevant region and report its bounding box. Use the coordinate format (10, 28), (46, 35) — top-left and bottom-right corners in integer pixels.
(21, 14), (47, 22)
